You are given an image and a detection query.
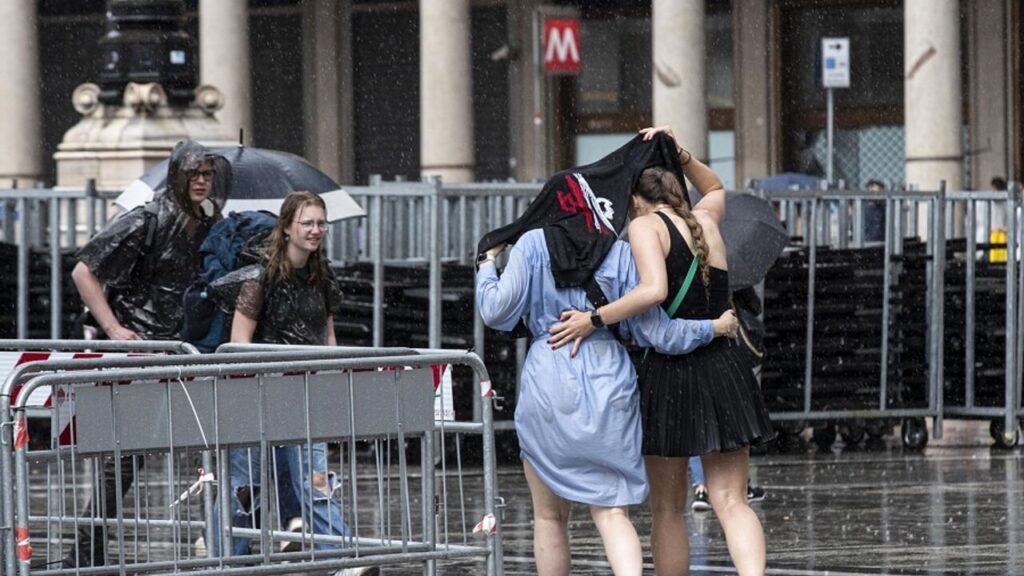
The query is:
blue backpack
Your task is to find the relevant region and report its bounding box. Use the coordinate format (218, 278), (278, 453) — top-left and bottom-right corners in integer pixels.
(181, 210), (277, 352)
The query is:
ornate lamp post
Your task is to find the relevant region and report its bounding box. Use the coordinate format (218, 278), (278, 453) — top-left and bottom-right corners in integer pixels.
(54, 0), (234, 191)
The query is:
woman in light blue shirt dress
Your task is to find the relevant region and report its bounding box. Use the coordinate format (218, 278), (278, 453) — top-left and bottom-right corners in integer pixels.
(476, 229), (736, 576)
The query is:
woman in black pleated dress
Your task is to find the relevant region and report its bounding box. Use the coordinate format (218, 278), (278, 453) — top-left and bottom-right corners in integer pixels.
(549, 125), (774, 576)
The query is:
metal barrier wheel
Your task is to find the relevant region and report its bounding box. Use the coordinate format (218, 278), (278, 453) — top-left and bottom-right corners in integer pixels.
(989, 419), (1020, 449)
(865, 419), (893, 439)
(774, 427), (803, 452)
(776, 420), (805, 436)
(812, 423), (837, 451)
(839, 420), (867, 445)
(901, 418), (928, 449)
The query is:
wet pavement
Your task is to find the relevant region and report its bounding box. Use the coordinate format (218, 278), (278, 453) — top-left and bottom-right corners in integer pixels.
(25, 421), (1023, 575)
(436, 420), (1024, 576)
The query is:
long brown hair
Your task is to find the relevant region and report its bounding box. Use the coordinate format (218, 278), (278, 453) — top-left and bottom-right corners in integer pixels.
(634, 167), (711, 302)
(264, 191), (330, 287)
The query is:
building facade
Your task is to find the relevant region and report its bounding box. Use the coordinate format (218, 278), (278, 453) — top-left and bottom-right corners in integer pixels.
(1, 0), (1020, 191)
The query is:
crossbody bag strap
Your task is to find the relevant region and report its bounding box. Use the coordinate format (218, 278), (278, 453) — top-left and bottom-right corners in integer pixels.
(640, 255), (700, 365)
(666, 255), (700, 318)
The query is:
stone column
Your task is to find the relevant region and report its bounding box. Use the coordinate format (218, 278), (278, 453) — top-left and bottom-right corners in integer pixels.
(337, 1), (355, 185)
(905, 0), (962, 192)
(732, 0), (773, 187)
(420, 0), (475, 182)
(967, 0), (1013, 190)
(0, 0), (41, 185)
(509, 0), (546, 181)
(652, 0), (706, 160)
(303, 0), (341, 182)
(200, 0), (251, 144)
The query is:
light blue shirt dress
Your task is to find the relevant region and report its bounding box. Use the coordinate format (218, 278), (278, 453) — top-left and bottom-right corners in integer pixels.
(476, 230), (714, 506)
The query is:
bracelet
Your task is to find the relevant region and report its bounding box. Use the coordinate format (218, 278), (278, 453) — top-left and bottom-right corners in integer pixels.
(477, 257), (496, 269)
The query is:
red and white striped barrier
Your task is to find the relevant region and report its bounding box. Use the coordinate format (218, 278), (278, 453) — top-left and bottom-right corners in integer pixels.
(0, 351), (149, 446)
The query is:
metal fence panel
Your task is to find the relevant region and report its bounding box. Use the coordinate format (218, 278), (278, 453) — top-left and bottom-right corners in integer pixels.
(757, 185), (1023, 448)
(2, 348), (503, 576)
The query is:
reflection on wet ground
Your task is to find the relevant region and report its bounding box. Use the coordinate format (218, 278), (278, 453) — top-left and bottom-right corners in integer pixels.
(439, 421), (1023, 576)
(27, 421), (1021, 575)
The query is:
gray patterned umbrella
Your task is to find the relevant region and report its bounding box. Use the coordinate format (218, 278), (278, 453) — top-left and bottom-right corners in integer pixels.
(719, 193), (789, 291)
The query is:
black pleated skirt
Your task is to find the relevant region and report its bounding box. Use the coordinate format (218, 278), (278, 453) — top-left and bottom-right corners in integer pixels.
(638, 338), (776, 457)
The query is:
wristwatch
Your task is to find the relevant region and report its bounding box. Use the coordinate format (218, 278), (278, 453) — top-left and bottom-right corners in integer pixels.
(590, 310), (605, 329)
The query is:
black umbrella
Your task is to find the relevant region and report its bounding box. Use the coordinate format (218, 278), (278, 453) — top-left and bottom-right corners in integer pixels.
(717, 193), (789, 291)
(117, 146), (364, 220)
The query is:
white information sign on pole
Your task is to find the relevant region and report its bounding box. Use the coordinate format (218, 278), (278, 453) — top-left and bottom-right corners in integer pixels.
(821, 37), (850, 88)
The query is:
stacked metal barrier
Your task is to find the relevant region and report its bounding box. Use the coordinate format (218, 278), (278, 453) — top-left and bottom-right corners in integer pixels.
(759, 185), (1023, 448)
(0, 341), (504, 575)
(3, 179), (1022, 453)
(330, 180), (541, 431)
(1, 179), (539, 433)
(0, 183), (118, 340)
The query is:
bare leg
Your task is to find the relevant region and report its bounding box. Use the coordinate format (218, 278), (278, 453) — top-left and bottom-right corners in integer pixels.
(644, 456), (690, 576)
(589, 505), (642, 576)
(523, 460), (572, 576)
(702, 448), (765, 576)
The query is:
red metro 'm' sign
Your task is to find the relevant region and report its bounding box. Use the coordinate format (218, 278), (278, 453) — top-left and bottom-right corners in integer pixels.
(543, 18), (581, 75)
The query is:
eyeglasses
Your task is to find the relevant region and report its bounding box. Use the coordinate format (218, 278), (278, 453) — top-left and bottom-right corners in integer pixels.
(297, 220), (329, 231)
(190, 169), (215, 182)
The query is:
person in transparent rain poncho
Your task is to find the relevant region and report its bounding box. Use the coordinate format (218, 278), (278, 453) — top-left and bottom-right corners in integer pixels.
(212, 191), (376, 576)
(477, 231), (737, 575)
(65, 139), (228, 568)
(73, 139), (229, 341)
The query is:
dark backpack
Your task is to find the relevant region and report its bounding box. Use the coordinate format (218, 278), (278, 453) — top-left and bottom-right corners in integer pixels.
(180, 210), (277, 352)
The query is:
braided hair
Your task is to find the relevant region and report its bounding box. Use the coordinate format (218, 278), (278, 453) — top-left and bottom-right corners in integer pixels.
(635, 167), (711, 303)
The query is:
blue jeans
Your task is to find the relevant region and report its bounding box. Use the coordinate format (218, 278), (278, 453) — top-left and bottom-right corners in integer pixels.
(211, 443), (349, 556)
(689, 456), (705, 487)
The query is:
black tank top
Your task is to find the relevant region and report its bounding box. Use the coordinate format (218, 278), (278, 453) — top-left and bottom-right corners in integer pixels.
(654, 211), (731, 320)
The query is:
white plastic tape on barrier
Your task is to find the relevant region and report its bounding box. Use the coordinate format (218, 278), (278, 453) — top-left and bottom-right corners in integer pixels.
(473, 513), (497, 535)
(432, 364), (455, 421)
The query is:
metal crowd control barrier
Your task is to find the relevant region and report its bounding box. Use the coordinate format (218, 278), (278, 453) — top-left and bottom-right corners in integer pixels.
(0, 340), (203, 576)
(942, 186), (1024, 447)
(3, 178), (538, 433)
(215, 343), (506, 571)
(2, 347), (503, 576)
(0, 182), (120, 340)
(757, 183), (1023, 449)
(329, 179), (540, 427)
(8, 177), (1020, 451)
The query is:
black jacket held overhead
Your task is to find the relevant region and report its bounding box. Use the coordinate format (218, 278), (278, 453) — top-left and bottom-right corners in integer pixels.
(477, 132), (685, 288)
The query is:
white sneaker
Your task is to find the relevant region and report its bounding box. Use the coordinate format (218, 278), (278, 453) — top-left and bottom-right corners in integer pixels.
(193, 536), (206, 557)
(334, 566), (380, 576)
(281, 516), (304, 552)
(691, 484), (712, 512)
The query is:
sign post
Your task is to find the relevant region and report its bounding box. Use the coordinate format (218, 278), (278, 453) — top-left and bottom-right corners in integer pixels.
(543, 18), (582, 74)
(821, 38), (850, 185)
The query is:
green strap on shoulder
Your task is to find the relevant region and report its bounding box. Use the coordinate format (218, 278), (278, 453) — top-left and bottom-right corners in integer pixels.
(666, 256), (700, 318)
